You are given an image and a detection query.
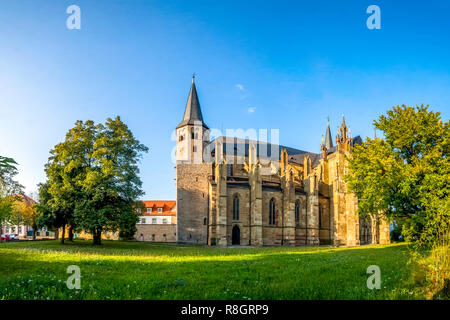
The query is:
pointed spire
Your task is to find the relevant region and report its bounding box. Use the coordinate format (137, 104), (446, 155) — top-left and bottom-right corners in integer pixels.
(324, 118), (333, 149)
(177, 76), (209, 129)
(340, 112), (347, 140)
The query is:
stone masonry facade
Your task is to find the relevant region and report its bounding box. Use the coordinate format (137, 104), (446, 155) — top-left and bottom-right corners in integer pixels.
(176, 78), (390, 247)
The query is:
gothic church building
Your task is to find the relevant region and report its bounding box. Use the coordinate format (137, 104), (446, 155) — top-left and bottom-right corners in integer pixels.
(176, 78), (390, 247)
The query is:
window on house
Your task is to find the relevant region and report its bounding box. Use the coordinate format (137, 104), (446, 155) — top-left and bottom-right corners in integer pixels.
(152, 234), (155, 241)
(163, 218), (168, 224)
(146, 207), (152, 213)
(152, 218), (157, 224)
(179, 135), (184, 141)
(193, 146), (197, 152)
(141, 218), (146, 224)
(203, 217), (207, 225)
(233, 195), (239, 220)
(136, 208), (141, 214)
(158, 208), (163, 213)
(191, 128), (195, 139)
(269, 199), (276, 225)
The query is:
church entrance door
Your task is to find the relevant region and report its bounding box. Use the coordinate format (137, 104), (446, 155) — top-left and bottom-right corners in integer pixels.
(232, 225), (240, 245)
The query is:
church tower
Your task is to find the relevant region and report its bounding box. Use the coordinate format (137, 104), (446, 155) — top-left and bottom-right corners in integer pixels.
(176, 76), (212, 244)
(176, 76), (210, 164)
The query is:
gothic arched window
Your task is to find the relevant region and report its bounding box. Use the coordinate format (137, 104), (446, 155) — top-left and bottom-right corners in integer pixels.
(269, 198), (276, 225)
(233, 195), (239, 221)
(295, 200), (300, 223)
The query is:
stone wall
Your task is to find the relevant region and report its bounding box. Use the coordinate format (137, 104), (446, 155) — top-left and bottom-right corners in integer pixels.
(135, 224), (177, 242)
(176, 162), (211, 244)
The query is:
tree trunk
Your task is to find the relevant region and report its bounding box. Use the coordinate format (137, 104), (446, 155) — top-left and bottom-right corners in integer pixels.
(68, 225), (74, 241)
(32, 223), (37, 240)
(61, 225), (65, 244)
(93, 228), (102, 245)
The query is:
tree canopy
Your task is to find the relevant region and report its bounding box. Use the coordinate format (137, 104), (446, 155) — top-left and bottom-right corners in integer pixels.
(345, 105), (449, 247)
(38, 116), (148, 244)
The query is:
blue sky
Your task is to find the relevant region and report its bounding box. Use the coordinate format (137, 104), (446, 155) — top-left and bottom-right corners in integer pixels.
(0, 0), (449, 199)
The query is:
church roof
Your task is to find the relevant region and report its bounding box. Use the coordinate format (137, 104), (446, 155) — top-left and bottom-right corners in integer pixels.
(325, 135), (363, 154)
(209, 135), (363, 168)
(209, 136), (317, 162)
(177, 77), (209, 129)
(289, 152), (322, 167)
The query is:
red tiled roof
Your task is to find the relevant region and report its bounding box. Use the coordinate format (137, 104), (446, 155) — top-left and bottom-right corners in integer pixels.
(141, 200), (176, 216)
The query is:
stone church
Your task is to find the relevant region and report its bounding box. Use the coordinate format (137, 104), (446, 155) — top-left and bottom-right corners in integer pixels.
(175, 78), (390, 247)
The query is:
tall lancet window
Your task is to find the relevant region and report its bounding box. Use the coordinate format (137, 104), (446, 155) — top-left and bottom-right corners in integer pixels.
(269, 198), (276, 225)
(319, 205), (323, 229)
(233, 195), (239, 221)
(227, 164), (233, 177)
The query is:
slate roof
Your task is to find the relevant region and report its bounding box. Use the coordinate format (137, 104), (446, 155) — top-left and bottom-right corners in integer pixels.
(324, 122), (333, 149)
(209, 136), (310, 159)
(177, 78), (209, 129)
(208, 135), (363, 168)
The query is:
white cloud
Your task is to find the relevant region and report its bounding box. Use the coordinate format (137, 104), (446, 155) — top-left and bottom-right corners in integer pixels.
(248, 106), (256, 113)
(236, 84), (245, 91)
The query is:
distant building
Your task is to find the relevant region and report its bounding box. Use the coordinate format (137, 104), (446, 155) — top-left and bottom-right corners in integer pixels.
(135, 200), (177, 242)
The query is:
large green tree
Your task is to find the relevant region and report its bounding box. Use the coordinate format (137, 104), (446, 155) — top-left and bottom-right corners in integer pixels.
(345, 105), (449, 247)
(40, 117), (148, 245)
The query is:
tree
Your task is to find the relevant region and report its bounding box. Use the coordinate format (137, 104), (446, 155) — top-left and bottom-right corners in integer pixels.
(40, 117), (148, 245)
(36, 182), (68, 243)
(345, 105), (449, 247)
(0, 190), (14, 238)
(0, 156), (23, 195)
(73, 117), (148, 244)
(0, 156), (23, 240)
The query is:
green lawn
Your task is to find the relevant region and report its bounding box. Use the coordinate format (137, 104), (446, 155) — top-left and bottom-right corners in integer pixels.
(0, 240), (423, 300)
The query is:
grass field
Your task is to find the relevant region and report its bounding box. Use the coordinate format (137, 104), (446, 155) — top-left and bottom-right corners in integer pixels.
(0, 240), (424, 300)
